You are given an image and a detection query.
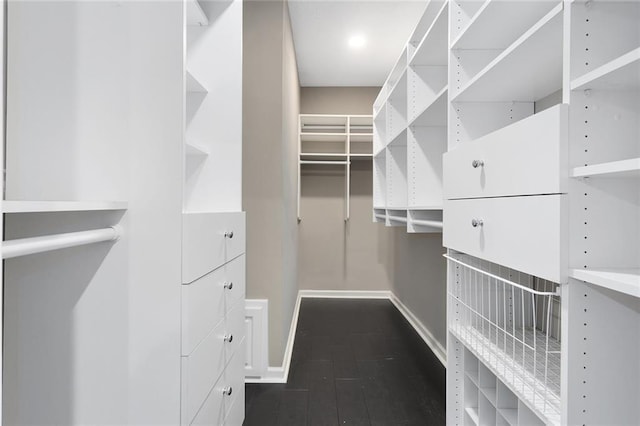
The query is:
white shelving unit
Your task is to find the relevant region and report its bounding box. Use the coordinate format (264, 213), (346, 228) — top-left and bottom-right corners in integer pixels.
(2, 1), (245, 424)
(372, 0), (447, 234)
(438, 0), (640, 425)
(298, 114), (373, 222)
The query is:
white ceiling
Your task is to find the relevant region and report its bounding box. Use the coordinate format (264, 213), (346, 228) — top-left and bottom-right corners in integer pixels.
(288, 1), (427, 87)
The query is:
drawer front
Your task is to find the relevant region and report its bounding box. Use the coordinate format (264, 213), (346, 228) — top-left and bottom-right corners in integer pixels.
(223, 341), (246, 422)
(224, 255), (245, 313)
(443, 195), (564, 282)
(190, 381), (225, 426)
(182, 211), (246, 284)
(223, 394), (244, 426)
(444, 104), (567, 200)
(181, 320), (226, 425)
(224, 299), (245, 362)
(182, 268), (225, 356)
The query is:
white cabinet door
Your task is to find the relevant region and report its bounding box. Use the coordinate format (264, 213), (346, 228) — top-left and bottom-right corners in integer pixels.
(444, 105), (568, 200)
(444, 195), (564, 282)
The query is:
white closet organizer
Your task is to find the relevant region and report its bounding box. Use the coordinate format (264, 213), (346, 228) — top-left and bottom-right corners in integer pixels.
(440, 0), (640, 425)
(372, 0), (447, 233)
(2, 0), (244, 424)
(181, 0), (245, 425)
(297, 114), (373, 221)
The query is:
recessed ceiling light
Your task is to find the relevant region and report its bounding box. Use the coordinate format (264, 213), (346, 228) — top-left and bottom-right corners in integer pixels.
(348, 34), (366, 49)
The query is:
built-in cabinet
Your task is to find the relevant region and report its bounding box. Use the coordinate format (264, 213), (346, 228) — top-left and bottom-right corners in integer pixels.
(2, 0), (244, 424)
(372, 0), (448, 233)
(376, 1), (639, 425)
(298, 114), (373, 221)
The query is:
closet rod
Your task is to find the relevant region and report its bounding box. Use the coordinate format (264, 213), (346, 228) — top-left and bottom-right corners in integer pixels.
(411, 219), (443, 229)
(2, 226), (122, 259)
(300, 160), (349, 165)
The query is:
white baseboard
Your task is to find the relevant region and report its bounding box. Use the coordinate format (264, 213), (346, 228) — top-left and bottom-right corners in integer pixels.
(245, 289), (447, 383)
(389, 293), (447, 366)
(298, 289), (392, 299)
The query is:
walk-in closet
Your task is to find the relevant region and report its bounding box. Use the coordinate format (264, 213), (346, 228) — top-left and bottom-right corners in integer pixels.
(1, 0), (638, 425)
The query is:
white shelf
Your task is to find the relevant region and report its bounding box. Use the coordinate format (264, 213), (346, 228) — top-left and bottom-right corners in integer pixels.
(571, 158), (640, 178)
(480, 386), (497, 406)
(186, 70), (207, 93)
(408, 205), (443, 211)
(451, 0), (558, 50)
(570, 268), (640, 298)
(498, 408), (518, 426)
(465, 407), (480, 426)
(301, 133), (347, 142)
(409, 86), (447, 127)
(410, 1), (448, 66)
(466, 370), (480, 387)
(571, 47), (640, 91)
(388, 128), (407, 147)
(3, 200), (128, 213)
(452, 4), (563, 103)
(186, 0), (209, 26)
(186, 141), (210, 157)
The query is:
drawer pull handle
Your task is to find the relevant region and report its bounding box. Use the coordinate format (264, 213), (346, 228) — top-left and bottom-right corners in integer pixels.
(472, 160), (484, 168)
(224, 231), (234, 239)
(471, 218), (484, 228)
(224, 334), (233, 343)
(223, 386), (233, 397)
(224, 281), (233, 290)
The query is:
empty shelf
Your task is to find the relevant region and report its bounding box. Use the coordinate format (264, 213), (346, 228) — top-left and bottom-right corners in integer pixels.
(570, 268), (640, 298)
(186, 0), (208, 26)
(409, 86), (447, 127)
(499, 408), (519, 426)
(465, 407), (480, 426)
(3, 200), (128, 213)
(571, 158), (640, 178)
(410, 1), (448, 66)
(452, 4), (563, 103)
(186, 70), (207, 93)
(300, 133), (347, 142)
(571, 47), (640, 91)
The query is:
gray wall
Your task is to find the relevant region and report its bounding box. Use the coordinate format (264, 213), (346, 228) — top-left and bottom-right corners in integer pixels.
(243, 0), (299, 367)
(299, 87), (447, 351)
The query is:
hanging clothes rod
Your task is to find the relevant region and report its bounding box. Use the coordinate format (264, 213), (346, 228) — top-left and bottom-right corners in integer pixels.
(411, 219), (443, 229)
(300, 160), (349, 165)
(2, 226), (122, 259)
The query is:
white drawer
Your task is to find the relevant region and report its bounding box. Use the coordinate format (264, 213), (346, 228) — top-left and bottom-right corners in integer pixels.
(224, 299), (245, 362)
(224, 255), (245, 314)
(182, 255), (244, 356)
(443, 105), (568, 200)
(443, 195), (564, 283)
(182, 211), (246, 284)
(191, 342), (245, 426)
(223, 341), (245, 422)
(181, 320), (226, 425)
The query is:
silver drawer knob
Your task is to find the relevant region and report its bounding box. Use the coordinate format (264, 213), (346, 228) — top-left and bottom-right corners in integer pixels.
(224, 281), (233, 290)
(472, 160), (484, 168)
(471, 218), (484, 228)
(224, 334), (233, 343)
(223, 386), (233, 397)
(224, 231), (234, 239)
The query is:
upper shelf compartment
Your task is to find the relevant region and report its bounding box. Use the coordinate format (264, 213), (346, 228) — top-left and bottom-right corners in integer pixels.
(452, 3), (563, 103)
(451, 0), (560, 50)
(410, 1), (448, 67)
(186, 0), (209, 26)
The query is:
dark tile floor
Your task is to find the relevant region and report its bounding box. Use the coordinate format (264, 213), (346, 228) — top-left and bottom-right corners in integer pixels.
(244, 298), (446, 426)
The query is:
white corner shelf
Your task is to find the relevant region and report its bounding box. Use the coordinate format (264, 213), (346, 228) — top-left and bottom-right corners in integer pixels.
(185, 141), (210, 157)
(451, 0), (559, 50)
(186, 70), (207, 94)
(186, 0), (209, 26)
(570, 268), (640, 298)
(2, 200), (128, 213)
(410, 1), (448, 66)
(409, 86), (447, 127)
(570, 158), (640, 178)
(571, 47), (640, 91)
(452, 4), (563, 103)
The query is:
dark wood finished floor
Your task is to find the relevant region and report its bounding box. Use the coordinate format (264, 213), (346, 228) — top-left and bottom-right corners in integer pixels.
(244, 298), (446, 426)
